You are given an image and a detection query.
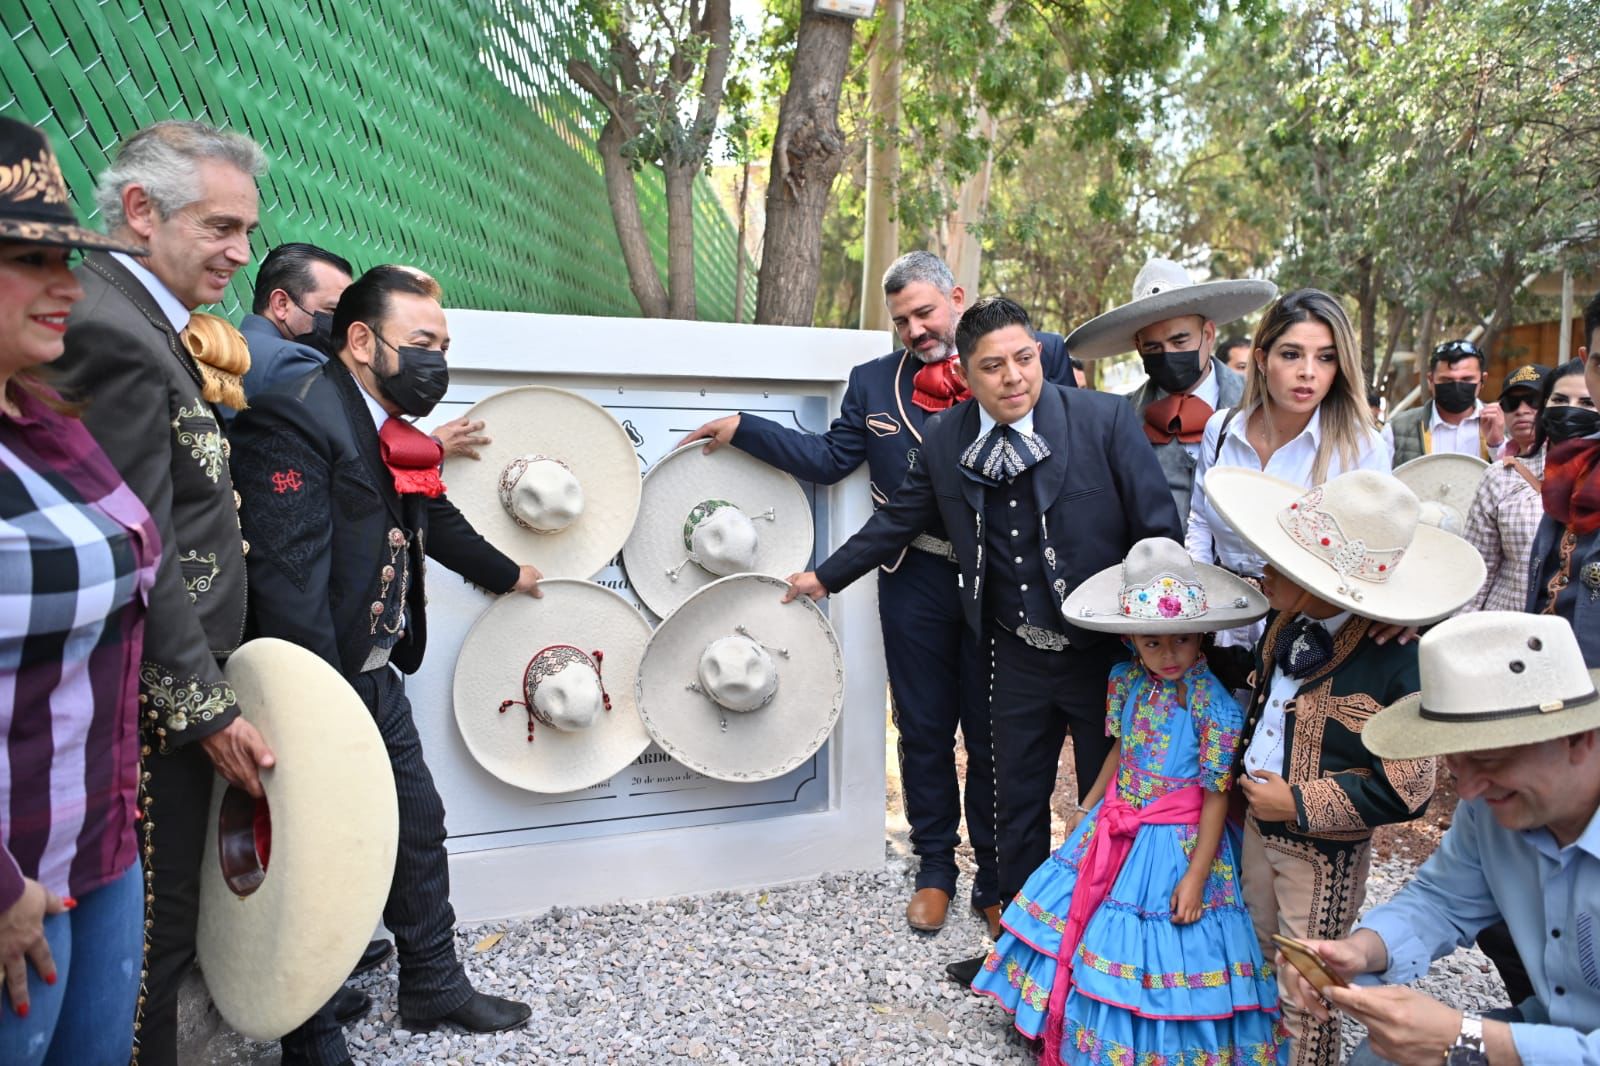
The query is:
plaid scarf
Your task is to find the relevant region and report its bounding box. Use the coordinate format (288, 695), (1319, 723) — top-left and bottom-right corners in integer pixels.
(1541, 436), (1600, 535)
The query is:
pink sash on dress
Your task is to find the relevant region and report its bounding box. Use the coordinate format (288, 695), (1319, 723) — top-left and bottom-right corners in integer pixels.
(1042, 783), (1205, 1064)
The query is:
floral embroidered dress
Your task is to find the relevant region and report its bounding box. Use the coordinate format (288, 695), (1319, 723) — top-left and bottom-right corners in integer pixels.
(972, 655), (1285, 1065)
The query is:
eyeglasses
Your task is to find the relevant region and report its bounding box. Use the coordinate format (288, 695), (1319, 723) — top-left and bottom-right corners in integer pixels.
(1498, 392), (1538, 413)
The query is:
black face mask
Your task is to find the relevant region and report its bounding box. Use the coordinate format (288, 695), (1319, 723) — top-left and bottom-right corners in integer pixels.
(1142, 349), (1205, 394)
(293, 310), (335, 354)
(1432, 379), (1478, 414)
(1541, 405), (1600, 445)
(371, 332), (450, 418)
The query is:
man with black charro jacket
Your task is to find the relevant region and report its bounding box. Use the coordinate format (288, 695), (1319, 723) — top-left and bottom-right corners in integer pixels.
(230, 265), (540, 1064)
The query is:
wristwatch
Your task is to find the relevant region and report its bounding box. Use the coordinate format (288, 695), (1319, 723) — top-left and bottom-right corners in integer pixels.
(1444, 1010), (1487, 1065)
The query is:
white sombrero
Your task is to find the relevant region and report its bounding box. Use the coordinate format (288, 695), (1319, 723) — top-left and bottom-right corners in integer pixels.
(1365, 612), (1600, 759)
(635, 574), (843, 783)
(1066, 257), (1278, 361)
(1204, 468), (1486, 626)
(197, 639), (398, 1040)
(623, 443), (814, 618)
(453, 579), (652, 793)
(1393, 453), (1489, 536)
(1064, 536), (1268, 634)
(444, 386), (641, 579)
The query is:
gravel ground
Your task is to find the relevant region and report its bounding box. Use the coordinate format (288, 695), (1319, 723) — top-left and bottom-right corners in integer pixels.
(202, 716), (1508, 1064)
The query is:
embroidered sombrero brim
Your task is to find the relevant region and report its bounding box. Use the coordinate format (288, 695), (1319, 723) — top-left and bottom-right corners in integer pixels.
(1393, 453), (1489, 520)
(635, 574), (843, 783)
(453, 579), (652, 794)
(1203, 467), (1486, 626)
(197, 639), (398, 1040)
(0, 217), (147, 256)
(1065, 279), (1278, 362)
(1365, 666), (1600, 759)
(1062, 559), (1268, 634)
(443, 386), (641, 580)
(623, 443), (815, 620)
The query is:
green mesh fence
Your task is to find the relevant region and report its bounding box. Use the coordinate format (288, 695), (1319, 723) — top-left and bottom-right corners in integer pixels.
(0, 0), (752, 320)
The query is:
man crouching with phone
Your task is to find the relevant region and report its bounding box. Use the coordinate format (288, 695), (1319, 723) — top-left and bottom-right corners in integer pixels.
(1282, 612), (1600, 1065)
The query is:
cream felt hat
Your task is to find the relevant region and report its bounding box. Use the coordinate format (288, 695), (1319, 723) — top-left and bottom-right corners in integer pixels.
(1203, 468), (1486, 626)
(196, 639), (399, 1041)
(453, 579), (651, 793)
(623, 443), (814, 618)
(1365, 612), (1600, 759)
(444, 386), (641, 579)
(635, 574), (844, 783)
(1065, 257), (1278, 361)
(1063, 536), (1268, 634)
(1393, 453), (1489, 536)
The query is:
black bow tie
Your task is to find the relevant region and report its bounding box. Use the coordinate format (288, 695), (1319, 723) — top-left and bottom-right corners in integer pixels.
(959, 423), (1051, 486)
(1273, 615), (1335, 680)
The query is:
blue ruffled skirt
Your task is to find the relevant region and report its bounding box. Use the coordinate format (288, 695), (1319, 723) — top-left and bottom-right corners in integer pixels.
(972, 803), (1286, 1064)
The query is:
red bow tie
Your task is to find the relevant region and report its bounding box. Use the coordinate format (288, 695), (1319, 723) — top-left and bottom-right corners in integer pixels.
(1142, 393), (1213, 445)
(911, 356), (970, 413)
(378, 418), (446, 498)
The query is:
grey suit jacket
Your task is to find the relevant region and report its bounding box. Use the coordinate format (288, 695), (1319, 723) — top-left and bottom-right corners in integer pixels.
(49, 252), (246, 749)
(1127, 357), (1245, 533)
(239, 313), (328, 400)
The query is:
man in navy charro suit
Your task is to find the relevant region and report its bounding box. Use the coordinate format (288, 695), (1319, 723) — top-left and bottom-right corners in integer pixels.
(782, 295), (1180, 981)
(680, 252), (1073, 936)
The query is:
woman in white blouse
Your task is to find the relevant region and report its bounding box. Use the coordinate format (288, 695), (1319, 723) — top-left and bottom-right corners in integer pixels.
(1186, 289), (1388, 645)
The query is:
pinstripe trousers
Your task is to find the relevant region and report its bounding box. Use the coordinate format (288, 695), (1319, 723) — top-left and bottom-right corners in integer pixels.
(281, 665), (473, 1064)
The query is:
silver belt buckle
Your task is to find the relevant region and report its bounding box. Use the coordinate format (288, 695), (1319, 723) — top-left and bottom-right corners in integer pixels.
(1015, 623), (1070, 652)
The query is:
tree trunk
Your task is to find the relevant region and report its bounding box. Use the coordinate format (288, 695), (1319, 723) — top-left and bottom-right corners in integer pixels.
(1356, 255), (1378, 381)
(734, 157), (752, 323)
(594, 115), (669, 319)
(755, 10), (856, 326)
(858, 0), (903, 332)
(664, 165), (698, 319)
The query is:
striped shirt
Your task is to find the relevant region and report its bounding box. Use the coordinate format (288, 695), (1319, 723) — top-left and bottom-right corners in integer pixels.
(0, 383), (160, 910)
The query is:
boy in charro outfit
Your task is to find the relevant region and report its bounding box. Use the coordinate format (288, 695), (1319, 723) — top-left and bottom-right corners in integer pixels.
(1202, 467), (1488, 1066)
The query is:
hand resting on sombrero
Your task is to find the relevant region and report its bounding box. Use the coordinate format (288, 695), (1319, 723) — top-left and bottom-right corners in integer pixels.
(679, 414), (741, 455)
(198, 717), (276, 798)
(512, 563), (544, 599)
(782, 570), (828, 603)
(433, 415), (491, 460)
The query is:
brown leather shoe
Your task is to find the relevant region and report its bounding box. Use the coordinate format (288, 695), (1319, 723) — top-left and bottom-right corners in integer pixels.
(905, 887), (951, 931)
(975, 902), (1002, 939)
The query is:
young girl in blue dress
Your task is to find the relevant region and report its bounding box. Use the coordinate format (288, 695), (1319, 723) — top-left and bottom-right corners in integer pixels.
(972, 537), (1286, 1065)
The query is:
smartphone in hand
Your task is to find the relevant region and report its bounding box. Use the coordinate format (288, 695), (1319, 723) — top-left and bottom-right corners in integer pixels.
(1271, 934), (1348, 993)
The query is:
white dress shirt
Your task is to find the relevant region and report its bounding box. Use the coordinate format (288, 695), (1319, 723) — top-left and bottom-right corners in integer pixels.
(1381, 399), (1504, 460)
(1187, 405), (1389, 576)
(110, 252), (191, 333)
(976, 406), (1036, 439)
(1243, 610), (1352, 779)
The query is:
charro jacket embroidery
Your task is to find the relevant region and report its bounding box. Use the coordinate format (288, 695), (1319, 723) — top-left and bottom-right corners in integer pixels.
(177, 550), (221, 602)
(138, 662), (237, 749)
(173, 401), (228, 483)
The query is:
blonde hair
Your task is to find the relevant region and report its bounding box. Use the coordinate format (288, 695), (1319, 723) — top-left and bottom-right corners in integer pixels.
(1240, 288), (1374, 484)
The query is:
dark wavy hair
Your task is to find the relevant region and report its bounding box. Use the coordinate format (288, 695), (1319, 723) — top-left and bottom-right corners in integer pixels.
(1530, 357), (1587, 455)
(954, 295), (1032, 366)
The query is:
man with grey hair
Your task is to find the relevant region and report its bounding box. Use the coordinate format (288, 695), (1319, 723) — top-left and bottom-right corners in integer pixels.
(48, 119), (286, 1066)
(679, 252), (1073, 937)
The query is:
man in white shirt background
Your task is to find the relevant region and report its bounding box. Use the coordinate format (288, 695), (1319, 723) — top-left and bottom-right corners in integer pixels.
(1385, 340), (1506, 465)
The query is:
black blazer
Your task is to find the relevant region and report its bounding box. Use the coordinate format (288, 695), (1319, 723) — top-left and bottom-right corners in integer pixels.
(816, 383), (1181, 647)
(229, 360), (519, 678)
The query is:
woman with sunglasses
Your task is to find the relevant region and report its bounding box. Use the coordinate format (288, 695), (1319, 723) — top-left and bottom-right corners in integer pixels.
(1462, 361), (1589, 614)
(0, 118), (158, 1065)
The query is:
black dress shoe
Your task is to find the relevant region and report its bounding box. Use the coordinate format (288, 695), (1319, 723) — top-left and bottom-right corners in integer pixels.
(403, 991), (532, 1033)
(945, 954), (986, 986)
(350, 938), (395, 977)
(331, 985), (372, 1025)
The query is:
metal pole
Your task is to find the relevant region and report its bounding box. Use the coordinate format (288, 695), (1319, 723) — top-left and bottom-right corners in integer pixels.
(858, 0), (902, 332)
